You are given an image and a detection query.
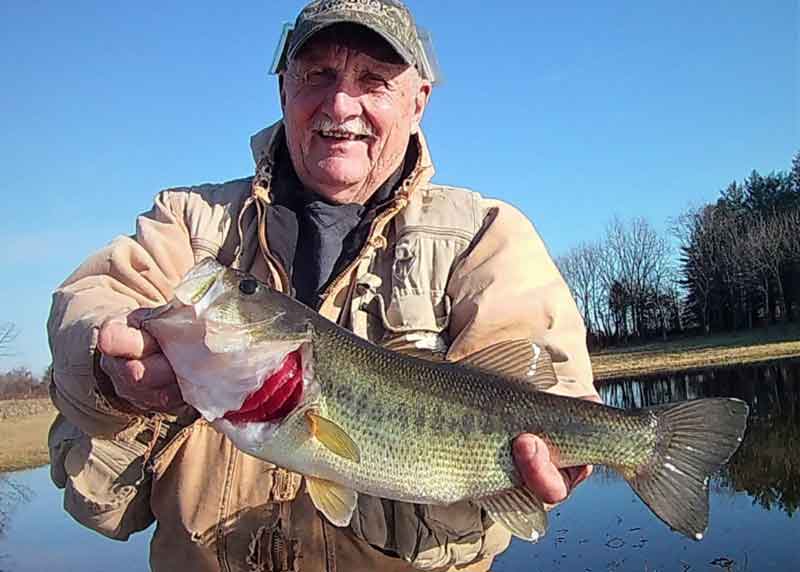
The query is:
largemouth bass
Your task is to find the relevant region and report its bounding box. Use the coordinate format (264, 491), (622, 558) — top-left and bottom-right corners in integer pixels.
(144, 259), (749, 542)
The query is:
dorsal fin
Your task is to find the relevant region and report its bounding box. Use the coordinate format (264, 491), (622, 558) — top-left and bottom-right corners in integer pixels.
(388, 337), (561, 390)
(383, 333), (448, 362)
(457, 340), (558, 390)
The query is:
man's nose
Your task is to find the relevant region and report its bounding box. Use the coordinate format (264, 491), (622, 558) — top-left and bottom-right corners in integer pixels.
(324, 81), (362, 123)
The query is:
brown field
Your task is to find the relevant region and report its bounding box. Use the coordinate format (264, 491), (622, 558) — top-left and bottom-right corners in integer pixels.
(592, 324), (800, 381)
(0, 399), (57, 473)
(0, 397), (55, 420)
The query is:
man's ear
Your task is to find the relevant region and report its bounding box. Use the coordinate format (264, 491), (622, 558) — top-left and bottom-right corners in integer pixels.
(410, 80), (432, 134)
(278, 74), (286, 111)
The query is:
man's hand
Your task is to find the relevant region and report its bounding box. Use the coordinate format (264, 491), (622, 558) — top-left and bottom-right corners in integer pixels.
(97, 309), (184, 412)
(512, 394), (602, 504)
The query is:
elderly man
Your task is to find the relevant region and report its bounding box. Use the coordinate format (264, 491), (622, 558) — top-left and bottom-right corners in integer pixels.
(47, 1), (599, 571)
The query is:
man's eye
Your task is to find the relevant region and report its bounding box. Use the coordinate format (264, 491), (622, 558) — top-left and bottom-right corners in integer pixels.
(305, 69), (335, 87)
(361, 73), (388, 88)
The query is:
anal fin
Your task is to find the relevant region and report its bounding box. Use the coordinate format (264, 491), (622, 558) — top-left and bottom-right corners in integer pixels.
(474, 487), (547, 542)
(306, 477), (358, 527)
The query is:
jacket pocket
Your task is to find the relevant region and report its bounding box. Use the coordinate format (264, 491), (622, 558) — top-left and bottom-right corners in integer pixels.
(61, 430), (155, 540)
(351, 496), (499, 571)
(48, 413), (83, 489)
(359, 228), (468, 351)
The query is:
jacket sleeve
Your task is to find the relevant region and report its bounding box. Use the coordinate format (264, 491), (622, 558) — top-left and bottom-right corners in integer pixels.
(47, 189), (196, 438)
(446, 199), (597, 399)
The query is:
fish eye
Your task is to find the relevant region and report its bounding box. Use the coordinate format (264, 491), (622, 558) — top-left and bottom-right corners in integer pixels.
(239, 279), (258, 295)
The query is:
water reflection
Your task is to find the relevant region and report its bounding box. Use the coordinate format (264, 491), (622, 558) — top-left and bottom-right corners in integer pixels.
(0, 467), (151, 572)
(600, 359), (800, 517)
(496, 358), (800, 572)
(0, 476), (32, 540)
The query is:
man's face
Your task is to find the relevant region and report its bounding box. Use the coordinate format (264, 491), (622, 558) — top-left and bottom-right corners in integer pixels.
(281, 28), (431, 204)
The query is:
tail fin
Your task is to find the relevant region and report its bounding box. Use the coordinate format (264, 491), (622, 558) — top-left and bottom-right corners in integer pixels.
(624, 398), (749, 540)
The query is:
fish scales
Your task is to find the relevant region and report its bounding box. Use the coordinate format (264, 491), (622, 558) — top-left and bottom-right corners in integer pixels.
(305, 319), (657, 503)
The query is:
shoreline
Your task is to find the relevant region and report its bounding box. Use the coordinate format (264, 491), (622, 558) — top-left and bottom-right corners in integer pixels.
(595, 354), (800, 384)
(591, 325), (800, 381)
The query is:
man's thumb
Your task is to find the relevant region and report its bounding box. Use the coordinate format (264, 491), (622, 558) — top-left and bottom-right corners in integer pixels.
(98, 311), (159, 359)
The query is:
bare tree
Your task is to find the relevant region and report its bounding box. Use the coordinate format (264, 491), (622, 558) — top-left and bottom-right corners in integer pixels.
(557, 241), (607, 337)
(0, 367), (47, 399)
(776, 208), (800, 321)
(648, 250), (680, 340)
(746, 215), (788, 322)
(777, 208), (800, 263)
(714, 207), (761, 329)
(672, 206), (725, 334)
(0, 323), (18, 358)
(603, 217), (671, 339)
(0, 476), (32, 539)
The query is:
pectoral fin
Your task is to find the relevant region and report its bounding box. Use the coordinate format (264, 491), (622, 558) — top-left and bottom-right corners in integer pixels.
(474, 487), (547, 542)
(306, 477), (358, 527)
(306, 411), (361, 463)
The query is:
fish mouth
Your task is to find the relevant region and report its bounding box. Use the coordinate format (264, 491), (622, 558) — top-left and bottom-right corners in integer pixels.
(174, 258), (227, 308)
(222, 348), (307, 425)
(143, 259), (228, 325)
(144, 259), (319, 424)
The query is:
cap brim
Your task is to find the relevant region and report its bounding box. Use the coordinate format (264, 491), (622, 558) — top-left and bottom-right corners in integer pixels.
(287, 18), (416, 69)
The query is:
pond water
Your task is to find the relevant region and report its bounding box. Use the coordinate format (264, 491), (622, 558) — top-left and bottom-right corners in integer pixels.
(0, 360), (798, 571)
(495, 359), (800, 572)
(0, 467), (151, 571)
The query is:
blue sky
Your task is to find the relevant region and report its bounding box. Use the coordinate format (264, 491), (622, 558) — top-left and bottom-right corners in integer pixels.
(0, 1), (796, 373)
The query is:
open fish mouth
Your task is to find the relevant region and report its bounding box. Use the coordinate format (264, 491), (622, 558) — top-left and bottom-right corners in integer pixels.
(165, 332), (316, 424)
(140, 258), (318, 423)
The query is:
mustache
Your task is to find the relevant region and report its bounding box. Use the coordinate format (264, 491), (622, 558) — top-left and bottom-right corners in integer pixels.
(311, 116), (374, 138)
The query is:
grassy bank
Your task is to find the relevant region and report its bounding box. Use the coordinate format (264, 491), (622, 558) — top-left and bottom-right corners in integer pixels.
(592, 323), (800, 381)
(0, 399), (57, 473)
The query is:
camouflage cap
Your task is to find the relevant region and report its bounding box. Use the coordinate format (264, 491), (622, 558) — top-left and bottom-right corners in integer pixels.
(272, 0), (438, 83)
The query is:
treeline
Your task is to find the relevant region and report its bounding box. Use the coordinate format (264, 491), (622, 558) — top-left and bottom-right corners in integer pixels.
(676, 159), (800, 333)
(0, 367), (50, 400)
(558, 151), (800, 347)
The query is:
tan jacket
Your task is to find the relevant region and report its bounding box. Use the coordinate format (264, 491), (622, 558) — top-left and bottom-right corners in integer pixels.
(48, 123), (596, 572)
